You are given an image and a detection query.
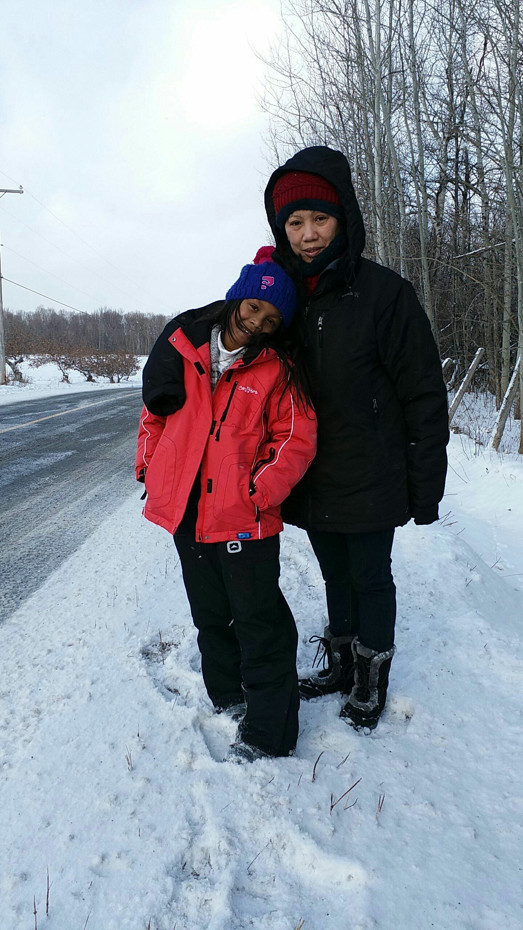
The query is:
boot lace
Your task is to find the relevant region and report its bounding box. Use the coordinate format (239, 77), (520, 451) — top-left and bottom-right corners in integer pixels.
(309, 635), (332, 670)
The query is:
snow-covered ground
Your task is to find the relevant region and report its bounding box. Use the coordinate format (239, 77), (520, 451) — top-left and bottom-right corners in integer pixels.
(1, 369), (522, 929)
(0, 358), (144, 405)
(450, 387), (521, 454)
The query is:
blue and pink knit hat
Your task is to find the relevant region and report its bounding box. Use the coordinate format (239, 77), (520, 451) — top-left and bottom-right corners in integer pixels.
(226, 248), (297, 329)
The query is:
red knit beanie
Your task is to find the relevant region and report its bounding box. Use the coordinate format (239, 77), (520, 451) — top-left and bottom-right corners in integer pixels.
(272, 171), (342, 228)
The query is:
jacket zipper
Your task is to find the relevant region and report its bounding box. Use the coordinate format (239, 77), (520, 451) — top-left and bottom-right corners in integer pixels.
(301, 301), (311, 347)
(251, 446), (276, 479)
(249, 446), (276, 499)
(214, 381), (238, 441)
(317, 314), (324, 347)
(249, 447), (276, 525)
(305, 297), (323, 347)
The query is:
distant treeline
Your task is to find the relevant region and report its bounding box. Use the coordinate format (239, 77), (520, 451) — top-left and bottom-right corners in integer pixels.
(5, 306), (169, 358)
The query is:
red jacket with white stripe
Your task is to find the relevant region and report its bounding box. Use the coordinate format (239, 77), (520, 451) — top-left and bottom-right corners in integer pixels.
(135, 305), (317, 542)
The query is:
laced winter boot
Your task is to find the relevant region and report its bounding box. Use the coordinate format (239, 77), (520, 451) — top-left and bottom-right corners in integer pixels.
(299, 626), (355, 700)
(340, 638), (395, 730)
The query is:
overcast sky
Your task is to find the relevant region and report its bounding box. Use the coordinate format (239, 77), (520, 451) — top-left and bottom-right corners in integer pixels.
(0, 0), (286, 318)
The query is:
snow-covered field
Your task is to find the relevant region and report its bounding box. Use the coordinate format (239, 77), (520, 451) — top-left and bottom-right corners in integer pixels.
(0, 359), (144, 405)
(1, 367), (522, 929)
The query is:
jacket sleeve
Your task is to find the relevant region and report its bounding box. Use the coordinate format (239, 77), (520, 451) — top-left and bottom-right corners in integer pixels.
(376, 281), (449, 525)
(135, 405), (167, 479)
(142, 318), (186, 416)
(249, 384), (317, 511)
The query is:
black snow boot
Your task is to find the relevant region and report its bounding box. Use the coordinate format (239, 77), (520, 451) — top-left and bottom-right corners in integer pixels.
(299, 627), (355, 700)
(340, 638), (395, 730)
(215, 700), (247, 722)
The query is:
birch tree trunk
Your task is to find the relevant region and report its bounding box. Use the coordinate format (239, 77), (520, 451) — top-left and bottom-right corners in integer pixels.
(449, 348), (485, 423)
(489, 354), (521, 451)
(501, 212), (513, 397)
(362, 0), (386, 264)
(402, 1), (435, 331)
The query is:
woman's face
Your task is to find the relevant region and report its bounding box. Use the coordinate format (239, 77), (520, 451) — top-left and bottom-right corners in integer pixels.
(223, 299), (282, 351)
(284, 210), (339, 263)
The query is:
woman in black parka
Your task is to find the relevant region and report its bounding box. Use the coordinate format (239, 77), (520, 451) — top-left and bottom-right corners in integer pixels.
(264, 145), (449, 730)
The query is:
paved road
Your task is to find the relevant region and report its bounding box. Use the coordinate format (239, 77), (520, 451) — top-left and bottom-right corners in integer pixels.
(0, 388), (143, 623)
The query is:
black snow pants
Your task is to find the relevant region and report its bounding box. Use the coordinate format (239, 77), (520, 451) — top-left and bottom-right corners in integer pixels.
(174, 531), (299, 757)
(307, 528), (396, 652)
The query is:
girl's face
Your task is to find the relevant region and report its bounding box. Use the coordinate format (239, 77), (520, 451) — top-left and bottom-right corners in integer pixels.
(223, 299), (282, 351)
(284, 210), (339, 263)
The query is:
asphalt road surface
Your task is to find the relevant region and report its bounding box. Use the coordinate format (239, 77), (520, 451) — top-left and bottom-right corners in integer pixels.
(0, 388), (143, 623)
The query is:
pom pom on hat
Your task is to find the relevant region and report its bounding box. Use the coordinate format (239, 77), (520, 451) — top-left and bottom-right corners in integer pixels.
(253, 246), (275, 264)
(272, 171), (342, 228)
(226, 258), (297, 329)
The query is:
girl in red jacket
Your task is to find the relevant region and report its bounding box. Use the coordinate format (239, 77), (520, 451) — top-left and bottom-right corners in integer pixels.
(136, 255), (316, 761)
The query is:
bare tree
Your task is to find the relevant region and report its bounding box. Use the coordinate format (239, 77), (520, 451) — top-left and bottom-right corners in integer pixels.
(92, 352), (140, 383)
(259, 0), (523, 450)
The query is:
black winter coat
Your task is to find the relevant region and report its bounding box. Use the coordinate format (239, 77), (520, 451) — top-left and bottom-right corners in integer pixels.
(264, 146), (449, 533)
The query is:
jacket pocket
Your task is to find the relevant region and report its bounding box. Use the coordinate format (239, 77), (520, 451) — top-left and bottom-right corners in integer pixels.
(145, 435), (179, 509)
(213, 453), (257, 527)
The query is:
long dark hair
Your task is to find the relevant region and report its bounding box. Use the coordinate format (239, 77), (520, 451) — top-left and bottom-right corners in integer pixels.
(206, 299), (313, 412)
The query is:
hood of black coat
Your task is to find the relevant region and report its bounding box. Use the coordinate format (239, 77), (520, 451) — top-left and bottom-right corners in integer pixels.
(264, 145), (366, 284)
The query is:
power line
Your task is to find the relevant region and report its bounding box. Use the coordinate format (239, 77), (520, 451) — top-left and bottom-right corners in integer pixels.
(2, 244), (116, 308)
(0, 201), (142, 306)
(0, 167), (171, 312)
(2, 277), (89, 314)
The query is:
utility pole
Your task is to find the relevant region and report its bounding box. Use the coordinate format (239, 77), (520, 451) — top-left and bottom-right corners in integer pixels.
(0, 186), (24, 385)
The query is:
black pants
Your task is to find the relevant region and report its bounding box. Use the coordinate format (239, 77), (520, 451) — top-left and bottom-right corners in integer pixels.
(174, 532), (299, 757)
(307, 529), (396, 653)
